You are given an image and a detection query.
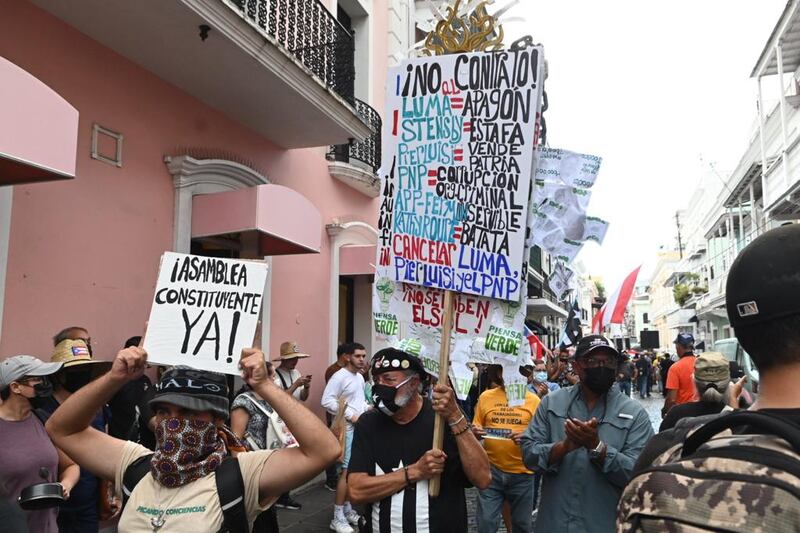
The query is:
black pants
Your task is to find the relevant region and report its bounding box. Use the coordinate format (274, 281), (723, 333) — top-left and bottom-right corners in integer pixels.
(252, 507), (279, 532)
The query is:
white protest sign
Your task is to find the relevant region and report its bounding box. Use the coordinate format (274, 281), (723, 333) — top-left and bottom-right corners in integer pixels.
(143, 252), (268, 375)
(376, 47), (545, 302)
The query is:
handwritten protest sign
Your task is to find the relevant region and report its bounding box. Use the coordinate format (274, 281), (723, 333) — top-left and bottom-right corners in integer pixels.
(372, 276), (530, 406)
(143, 252), (268, 375)
(376, 48), (545, 302)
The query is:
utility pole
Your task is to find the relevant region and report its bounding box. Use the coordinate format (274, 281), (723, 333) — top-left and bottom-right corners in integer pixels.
(675, 211), (684, 259)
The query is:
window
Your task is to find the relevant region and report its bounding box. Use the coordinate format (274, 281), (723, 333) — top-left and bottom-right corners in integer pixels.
(642, 312), (649, 324)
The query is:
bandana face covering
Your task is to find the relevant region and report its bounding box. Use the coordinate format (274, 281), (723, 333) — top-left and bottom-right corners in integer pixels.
(150, 417), (227, 487)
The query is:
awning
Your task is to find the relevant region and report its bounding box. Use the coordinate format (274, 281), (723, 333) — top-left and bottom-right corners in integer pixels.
(192, 184), (322, 255)
(526, 298), (569, 319)
(340, 245), (376, 276)
(0, 56), (78, 185)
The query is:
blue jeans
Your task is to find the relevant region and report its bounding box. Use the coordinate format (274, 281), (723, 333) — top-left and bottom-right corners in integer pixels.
(337, 426), (354, 471)
(637, 375), (649, 397)
(618, 380), (631, 397)
(477, 464), (535, 533)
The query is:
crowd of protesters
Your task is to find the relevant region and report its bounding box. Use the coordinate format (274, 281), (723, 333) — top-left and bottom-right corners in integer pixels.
(1, 225), (799, 532)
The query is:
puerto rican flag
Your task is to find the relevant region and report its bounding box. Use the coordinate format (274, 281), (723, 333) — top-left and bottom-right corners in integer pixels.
(71, 346), (90, 357)
(591, 266), (641, 334)
(525, 325), (547, 359)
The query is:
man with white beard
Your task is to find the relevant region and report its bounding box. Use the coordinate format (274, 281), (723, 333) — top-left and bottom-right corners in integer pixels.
(347, 348), (490, 532)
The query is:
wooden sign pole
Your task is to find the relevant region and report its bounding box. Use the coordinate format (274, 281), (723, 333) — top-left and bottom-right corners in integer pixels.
(429, 289), (455, 497)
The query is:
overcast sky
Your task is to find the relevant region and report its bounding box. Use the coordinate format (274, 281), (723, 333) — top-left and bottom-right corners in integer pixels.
(503, 0), (787, 290)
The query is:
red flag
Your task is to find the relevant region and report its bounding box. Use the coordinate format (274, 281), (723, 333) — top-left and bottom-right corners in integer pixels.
(591, 266), (641, 334)
(525, 326), (546, 359)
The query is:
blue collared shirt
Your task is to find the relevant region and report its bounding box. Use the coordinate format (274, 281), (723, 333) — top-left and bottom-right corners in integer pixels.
(521, 384), (654, 533)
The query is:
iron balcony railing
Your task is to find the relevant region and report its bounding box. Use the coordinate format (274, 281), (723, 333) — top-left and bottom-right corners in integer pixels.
(328, 98), (382, 173)
(226, 0), (355, 104)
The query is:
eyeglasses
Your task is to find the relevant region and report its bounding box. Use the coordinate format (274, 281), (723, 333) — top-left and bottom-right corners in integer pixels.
(16, 377), (44, 386)
(581, 357), (617, 369)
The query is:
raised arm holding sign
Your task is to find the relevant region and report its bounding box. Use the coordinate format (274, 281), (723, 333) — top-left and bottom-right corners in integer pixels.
(143, 252), (269, 375)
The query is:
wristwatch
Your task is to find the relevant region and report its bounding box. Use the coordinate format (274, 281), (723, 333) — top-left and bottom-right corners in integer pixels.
(589, 440), (606, 460)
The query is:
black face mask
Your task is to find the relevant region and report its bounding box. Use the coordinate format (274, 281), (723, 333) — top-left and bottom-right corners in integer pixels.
(63, 370), (92, 393)
(583, 367), (616, 395)
(33, 379), (54, 398)
(21, 378), (53, 408)
(371, 375), (414, 417)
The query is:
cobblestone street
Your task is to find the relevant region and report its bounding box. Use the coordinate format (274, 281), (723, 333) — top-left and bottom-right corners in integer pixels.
(279, 392), (665, 533)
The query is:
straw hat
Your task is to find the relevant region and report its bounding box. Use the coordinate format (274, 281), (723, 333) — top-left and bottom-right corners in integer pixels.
(272, 341), (311, 362)
(51, 339), (112, 374)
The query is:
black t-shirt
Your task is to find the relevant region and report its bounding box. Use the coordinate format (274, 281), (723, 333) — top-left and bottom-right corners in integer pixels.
(137, 384), (157, 449)
(634, 358), (650, 376)
(108, 375), (152, 441)
(348, 399), (470, 533)
(659, 401), (725, 432)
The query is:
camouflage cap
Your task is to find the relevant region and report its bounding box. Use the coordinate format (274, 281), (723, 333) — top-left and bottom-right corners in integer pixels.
(694, 352), (730, 383)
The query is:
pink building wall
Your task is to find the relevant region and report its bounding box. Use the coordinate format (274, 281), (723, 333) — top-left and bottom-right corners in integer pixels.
(0, 0), (385, 411)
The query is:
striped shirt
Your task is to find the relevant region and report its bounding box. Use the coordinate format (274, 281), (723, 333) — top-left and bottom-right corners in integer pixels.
(348, 399), (469, 532)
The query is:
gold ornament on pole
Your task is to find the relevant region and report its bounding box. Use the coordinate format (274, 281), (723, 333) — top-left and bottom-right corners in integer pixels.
(422, 0), (505, 499)
(423, 0), (505, 56)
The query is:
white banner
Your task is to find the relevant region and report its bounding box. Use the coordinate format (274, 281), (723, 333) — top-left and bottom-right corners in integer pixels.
(143, 252), (268, 375)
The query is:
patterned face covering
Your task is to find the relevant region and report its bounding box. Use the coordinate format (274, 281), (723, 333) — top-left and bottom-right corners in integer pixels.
(150, 417), (227, 487)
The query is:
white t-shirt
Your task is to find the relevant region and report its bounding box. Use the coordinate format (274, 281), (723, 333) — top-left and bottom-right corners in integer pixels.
(321, 367), (368, 421)
(274, 367), (304, 400)
(114, 441), (275, 532)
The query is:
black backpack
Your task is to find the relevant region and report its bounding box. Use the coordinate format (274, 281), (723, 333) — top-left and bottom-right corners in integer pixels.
(122, 454), (249, 533)
(618, 411), (800, 532)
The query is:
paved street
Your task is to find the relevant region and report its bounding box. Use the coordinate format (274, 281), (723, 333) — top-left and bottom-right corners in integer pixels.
(277, 391), (665, 532)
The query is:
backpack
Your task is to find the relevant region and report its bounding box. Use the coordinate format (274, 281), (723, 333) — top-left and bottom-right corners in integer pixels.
(121, 454), (249, 533)
(618, 411), (800, 532)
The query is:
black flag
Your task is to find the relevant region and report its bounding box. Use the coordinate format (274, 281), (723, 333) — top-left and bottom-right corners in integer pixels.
(559, 299), (583, 348)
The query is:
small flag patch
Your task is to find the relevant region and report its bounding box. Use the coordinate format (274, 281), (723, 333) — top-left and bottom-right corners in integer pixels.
(71, 346), (89, 357)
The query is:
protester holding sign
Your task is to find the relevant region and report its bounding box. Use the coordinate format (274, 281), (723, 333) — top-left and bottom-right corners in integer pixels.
(348, 348), (490, 533)
(473, 364), (540, 533)
(44, 347), (340, 532)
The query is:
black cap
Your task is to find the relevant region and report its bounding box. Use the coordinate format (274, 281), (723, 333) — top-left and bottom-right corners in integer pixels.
(371, 348), (427, 377)
(673, 333), (694, 347)
(574, 335), (620, 360)
(726, 224), (800, 328)
(149, 366), (229, 418)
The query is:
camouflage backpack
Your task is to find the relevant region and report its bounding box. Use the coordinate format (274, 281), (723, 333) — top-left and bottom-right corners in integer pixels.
(617, 411), (800, 532)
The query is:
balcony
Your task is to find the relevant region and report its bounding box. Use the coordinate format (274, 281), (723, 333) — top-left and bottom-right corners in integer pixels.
(30, 0), (372, 148)
(327, 98), (382, 197)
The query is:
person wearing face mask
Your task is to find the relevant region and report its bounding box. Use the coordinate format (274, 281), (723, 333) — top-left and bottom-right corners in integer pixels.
(348, 348), (491, 533)
(0, 356), (80, 533)
(520, 335), (654, 533)
(320, 343), (369, 533)
(44, 346), (341, 532)
(528, 359), (560, 398)
(37, 339), (113, 533)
